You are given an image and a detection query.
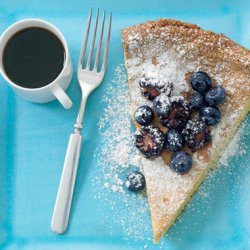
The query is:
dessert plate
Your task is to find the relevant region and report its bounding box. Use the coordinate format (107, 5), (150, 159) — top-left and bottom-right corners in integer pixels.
(0, 0), (249, 249)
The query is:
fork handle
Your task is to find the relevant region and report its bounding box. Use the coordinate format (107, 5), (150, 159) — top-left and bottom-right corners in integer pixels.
(51, 133), (82, 234)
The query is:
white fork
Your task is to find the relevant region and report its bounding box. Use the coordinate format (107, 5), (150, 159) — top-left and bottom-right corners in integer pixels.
(51, 9), (112, 234)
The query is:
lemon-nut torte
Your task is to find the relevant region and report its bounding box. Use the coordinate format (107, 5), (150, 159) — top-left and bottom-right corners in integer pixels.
(122, 19), (250, 243)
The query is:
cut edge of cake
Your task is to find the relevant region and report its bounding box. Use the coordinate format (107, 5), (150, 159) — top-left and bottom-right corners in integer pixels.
(150, 107), (248, 243)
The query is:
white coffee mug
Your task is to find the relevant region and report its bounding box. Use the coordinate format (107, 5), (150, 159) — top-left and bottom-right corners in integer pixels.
(0, 19), (73, 109)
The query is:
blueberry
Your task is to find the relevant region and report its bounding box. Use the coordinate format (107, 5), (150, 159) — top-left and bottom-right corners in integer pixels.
(152, 93), (171, 116)
(205, 86), (226, 106)
(134, 125), (165, 158)
(125, 171), (146, 192)
(182, 119), (211, 152)
(134, 105), (154, 126)
(190, 71), (212, 93)
(170, 151), (192, 174)
(159, 96), (190, 131)
(199, 106), (221, 126)
(189, 92), (205, 111)
(165, 129), (184, 152)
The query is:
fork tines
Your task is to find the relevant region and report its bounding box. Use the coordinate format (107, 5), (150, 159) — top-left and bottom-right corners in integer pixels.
(78, 9), (112, 73)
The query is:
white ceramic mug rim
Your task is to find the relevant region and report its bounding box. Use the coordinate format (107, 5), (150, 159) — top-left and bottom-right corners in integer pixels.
(0, 18), (70, 92)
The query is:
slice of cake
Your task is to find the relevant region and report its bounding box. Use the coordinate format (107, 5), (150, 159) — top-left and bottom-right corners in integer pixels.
(122, 19), (250, 243)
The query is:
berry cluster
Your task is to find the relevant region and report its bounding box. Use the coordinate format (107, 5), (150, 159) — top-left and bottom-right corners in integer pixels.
(133, 71), (226, 176)
(190, 71), (225, 125)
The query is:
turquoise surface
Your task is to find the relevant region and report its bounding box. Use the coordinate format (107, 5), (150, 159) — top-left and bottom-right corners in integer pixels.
(0, 0), (250, 249)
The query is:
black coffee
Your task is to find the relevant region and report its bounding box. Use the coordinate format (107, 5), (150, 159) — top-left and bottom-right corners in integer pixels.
(3, 27), (65, 88)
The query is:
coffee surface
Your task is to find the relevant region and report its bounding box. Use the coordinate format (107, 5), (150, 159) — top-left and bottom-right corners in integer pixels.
(3, 27), (65, 88)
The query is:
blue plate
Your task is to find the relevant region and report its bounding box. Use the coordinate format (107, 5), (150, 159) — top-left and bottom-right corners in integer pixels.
(0, 0), (250, 249)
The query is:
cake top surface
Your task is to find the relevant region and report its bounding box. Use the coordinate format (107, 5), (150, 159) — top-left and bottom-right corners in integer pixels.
(122, 18), (250, 241)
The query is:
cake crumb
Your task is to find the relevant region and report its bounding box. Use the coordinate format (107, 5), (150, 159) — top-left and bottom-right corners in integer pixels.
(104, 182), (109, 189)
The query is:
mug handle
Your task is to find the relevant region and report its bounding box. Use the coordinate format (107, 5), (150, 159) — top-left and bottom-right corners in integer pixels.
(50, 84), (72, 109)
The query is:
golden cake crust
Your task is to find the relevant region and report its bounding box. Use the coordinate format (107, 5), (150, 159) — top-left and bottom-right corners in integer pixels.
(122, 19), (250, 243)
(122, 19), (250, 74)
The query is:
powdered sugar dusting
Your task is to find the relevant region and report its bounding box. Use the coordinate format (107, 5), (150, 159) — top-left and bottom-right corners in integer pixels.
(122, 20), (250, 238)
(126, 50), (195, 108)
(92, 63), (248, 245)
(93, 65), (154, 243)
(219, 122), (249, 166)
